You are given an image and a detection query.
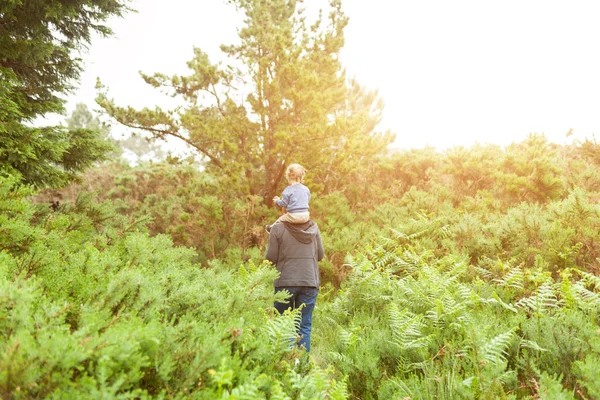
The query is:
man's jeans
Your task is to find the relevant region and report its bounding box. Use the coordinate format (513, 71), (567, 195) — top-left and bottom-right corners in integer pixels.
(274, 286), (319, 352)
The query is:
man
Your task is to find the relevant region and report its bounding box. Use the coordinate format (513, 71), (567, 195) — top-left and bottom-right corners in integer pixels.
(265, 220), (324, 352)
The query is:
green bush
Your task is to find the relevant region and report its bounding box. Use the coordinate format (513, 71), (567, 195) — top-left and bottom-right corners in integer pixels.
(313, 229), (600, 399)
(0, 177), (347, 399)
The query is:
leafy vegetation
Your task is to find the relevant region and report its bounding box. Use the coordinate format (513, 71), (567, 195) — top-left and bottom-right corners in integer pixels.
(96, 0), (393, 207)
(0, 0), (129, 188)
(19, 132), (600, 399)
(313, 230), (600, 399)
(2, 0), (600, 398)
(0, 177), (347, 399)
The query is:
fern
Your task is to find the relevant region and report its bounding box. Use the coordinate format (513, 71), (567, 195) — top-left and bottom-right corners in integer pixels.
(493, 265), (525, 291)
(374, 251), (395, 269)
(390, 228), (428, 244)
(387, 303), (430, 373)
(560, 269), (578, 309)
(516, 282), (563, 313)
(395, 250), (425, 274)
(520, 339), (549, 353)
(338, 327), (359, 348)
(577, 269), (600, 291)
(387, 303), (427, 348)
(425, 296), (469, 328)
(572, 283), (600, 311)
(475, 266), (493, 279)
(226, 383), (261, 399)
(480, 328), (517, 366)
(486, 291), (518, 313)
(264, 310), (301, 354)
(456, 283), (482, 304)
(237, 263), (249, 284)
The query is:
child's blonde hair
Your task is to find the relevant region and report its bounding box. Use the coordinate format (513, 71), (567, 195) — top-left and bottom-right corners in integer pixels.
(286, 163), (306, 183)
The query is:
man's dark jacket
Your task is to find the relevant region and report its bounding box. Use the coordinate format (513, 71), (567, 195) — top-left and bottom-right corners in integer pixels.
(265, 221), (324, 288)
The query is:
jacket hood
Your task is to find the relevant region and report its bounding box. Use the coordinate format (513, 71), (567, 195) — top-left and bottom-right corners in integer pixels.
(282, 221), (318, 244)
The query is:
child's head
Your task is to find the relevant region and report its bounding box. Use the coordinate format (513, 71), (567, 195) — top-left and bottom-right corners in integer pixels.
(286, 163), (306, 184)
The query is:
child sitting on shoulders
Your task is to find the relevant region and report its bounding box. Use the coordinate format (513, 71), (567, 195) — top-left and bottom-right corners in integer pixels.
(266, 163), (310, 232)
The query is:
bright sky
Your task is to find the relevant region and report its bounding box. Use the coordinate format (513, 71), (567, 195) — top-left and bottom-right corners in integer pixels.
(66, 0), (600, 150)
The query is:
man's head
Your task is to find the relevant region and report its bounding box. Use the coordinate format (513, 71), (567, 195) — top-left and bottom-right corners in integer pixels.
(286, 163), (306, 184)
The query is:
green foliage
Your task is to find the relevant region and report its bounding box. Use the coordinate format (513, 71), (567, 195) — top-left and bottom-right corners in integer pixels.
(1, 0), (131, 118)
(0, 177), (346, 398)
(66, 103), (122, 160)
(53, 131), (600, 289)
(0, 123), (115, 188)
(97, 0), (393, 207)
(444, 144), (504, 197)
(313, 229), (600, 398)
(573, 355), (600, 399)
(0, 177), (41, 254)
(0, 68), (22, 132)
(6, 105), (600, 400)
(537, 372), (575, 400)
(0, 1), (130, 188)
(5, 0), (600, 398)
(63, 162), (272, 264)
(496, 134), (566, 203)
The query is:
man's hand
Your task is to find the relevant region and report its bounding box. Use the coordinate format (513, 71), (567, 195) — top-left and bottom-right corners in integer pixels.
(273, 196), (280, 201)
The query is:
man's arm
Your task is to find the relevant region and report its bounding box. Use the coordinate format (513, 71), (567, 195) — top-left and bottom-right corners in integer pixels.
(265, 229), (280, 266)
(316, 229), (324, 262)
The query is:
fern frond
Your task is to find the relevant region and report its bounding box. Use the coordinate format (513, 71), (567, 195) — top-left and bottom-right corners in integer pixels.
(481, 327), (517, 365)
(387, 303), (428, 351)
(520, 339), (549, 353)
(425, 296), (469, 327)
(497, 370), (518, 384)
(397, 251), (423, 274)
(237, 264), (249, 285)
(338, 327), (359, 348)
(493, 266), (524, 290)
(265, 311), (300, 352)
(516, 282), (562, 312)
(327, 351), (356, 369)
(539, 282), (563, 308)
(456, 283), (482, 305)
(577, 269), (600, 291)
(475, 266), (493, 279)
(487, 291), (518, 313)
(560, 271), (578, 308)
(390, 228), (428, 243)
(228, 383), (261, 398)
(439, 224), (452, 240)
(573, 283), (600, 310)
(374, 252), (396, 269)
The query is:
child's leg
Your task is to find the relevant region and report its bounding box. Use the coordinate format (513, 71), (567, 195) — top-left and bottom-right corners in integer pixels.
(267, 212), (309, 233)
(276, 212), (310, 224)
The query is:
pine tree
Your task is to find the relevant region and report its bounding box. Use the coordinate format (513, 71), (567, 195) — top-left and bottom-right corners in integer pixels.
(97, 0), (392, 205)
(0, 0), (131, 188)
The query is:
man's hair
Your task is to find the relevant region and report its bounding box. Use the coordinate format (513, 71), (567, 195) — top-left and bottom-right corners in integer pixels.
(286, 163), (306, 182)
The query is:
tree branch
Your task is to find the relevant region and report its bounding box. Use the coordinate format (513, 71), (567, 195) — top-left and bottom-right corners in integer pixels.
(209, 83), (226, 117)
(116, 121), (224, 169)
(270, 147), (295, 197)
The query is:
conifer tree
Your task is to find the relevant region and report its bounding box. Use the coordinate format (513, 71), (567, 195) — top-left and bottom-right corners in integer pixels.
(97, 0), (393, 205)
(0, 0), (131, 188)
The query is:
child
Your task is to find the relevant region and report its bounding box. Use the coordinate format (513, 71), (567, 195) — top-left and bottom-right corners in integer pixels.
(266, 163), (310, 232)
